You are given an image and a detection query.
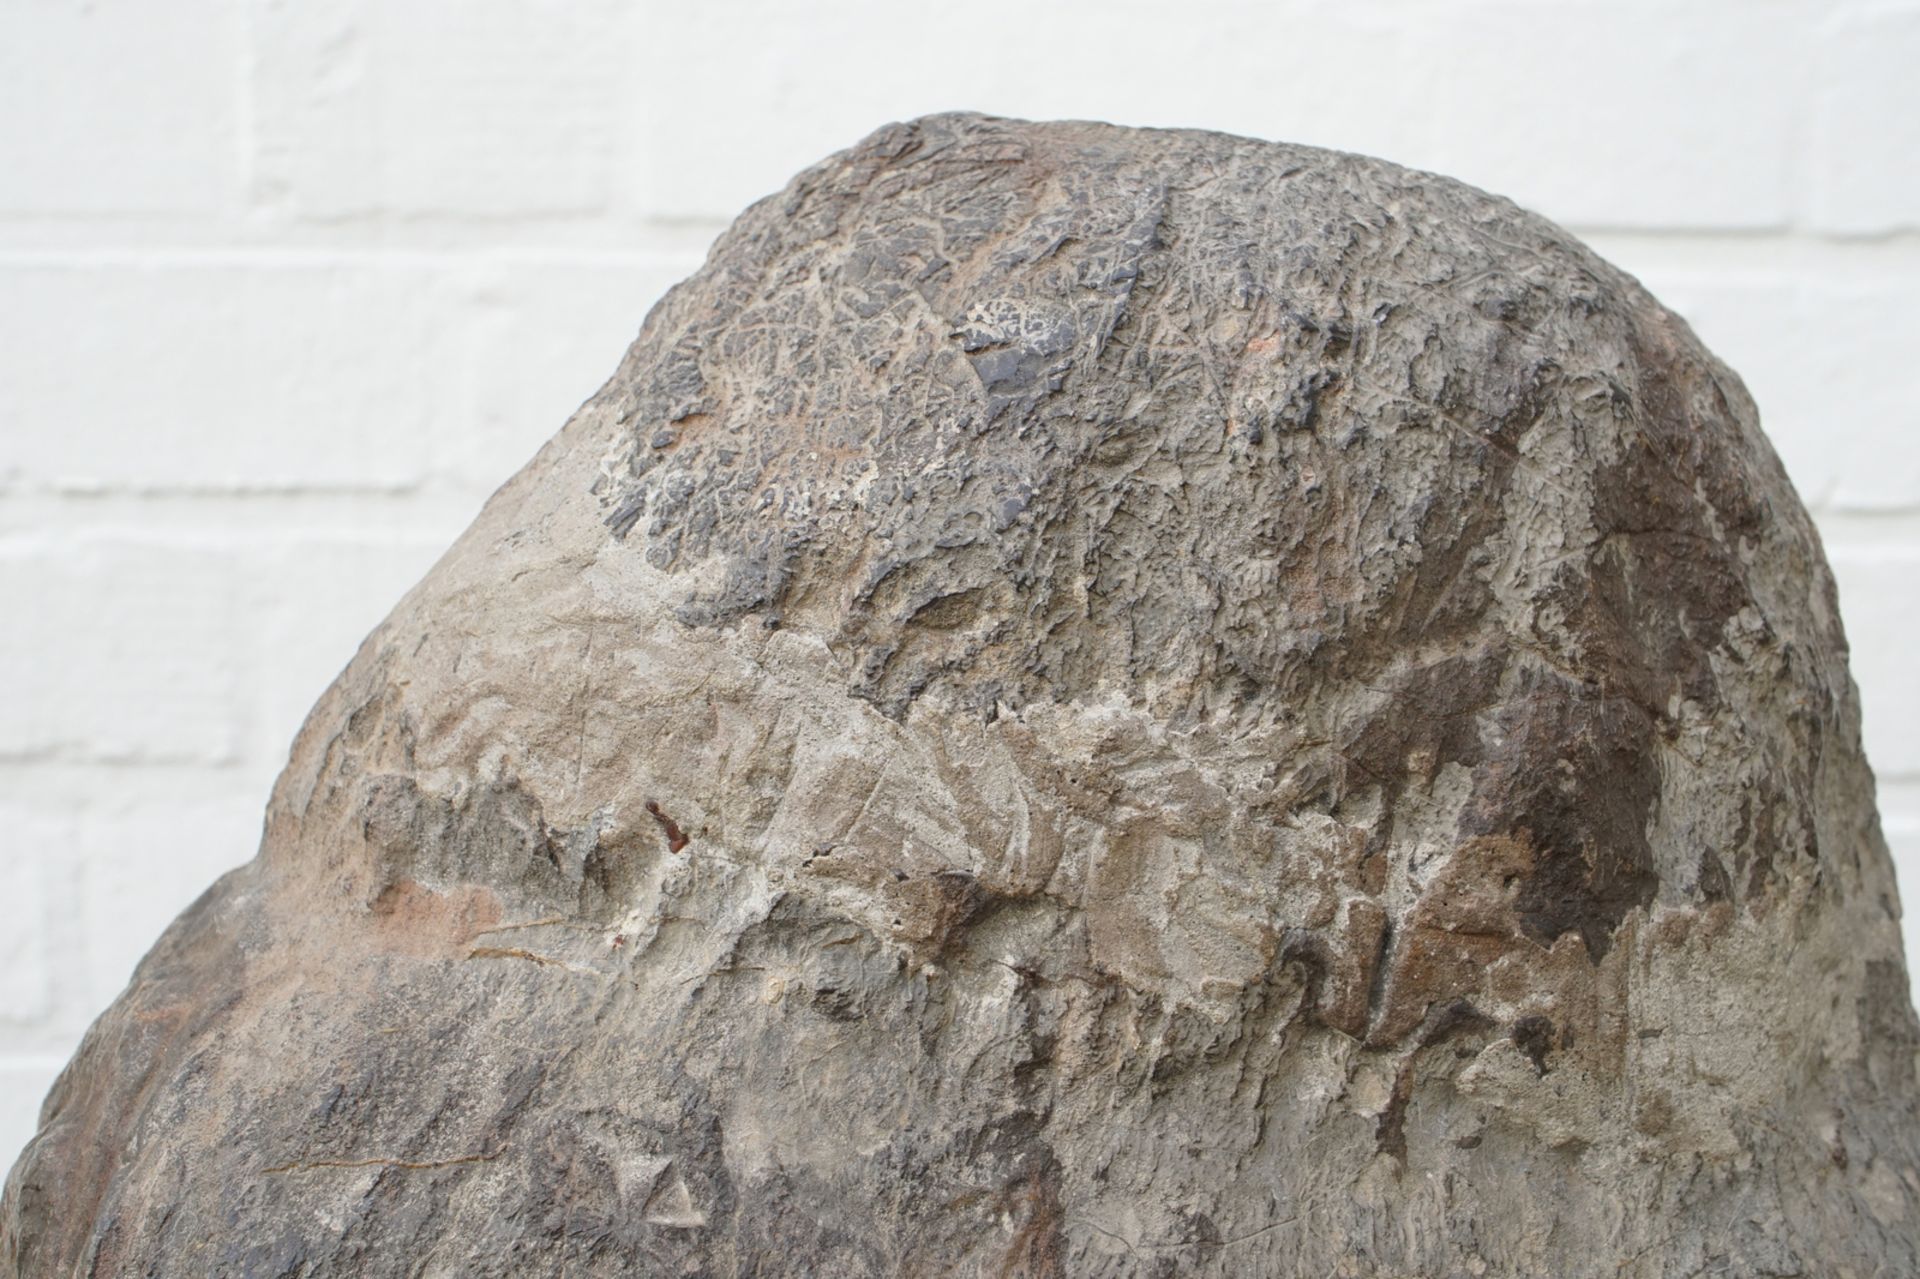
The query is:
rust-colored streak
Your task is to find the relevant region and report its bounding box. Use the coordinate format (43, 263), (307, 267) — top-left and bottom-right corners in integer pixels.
(646, 800), (691, 853)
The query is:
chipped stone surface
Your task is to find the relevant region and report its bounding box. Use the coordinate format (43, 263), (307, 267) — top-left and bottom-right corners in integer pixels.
(4, 113), (1918, 1276)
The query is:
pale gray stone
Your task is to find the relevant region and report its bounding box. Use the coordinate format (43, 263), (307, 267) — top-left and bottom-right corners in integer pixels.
(5, 113), (1917, 1277)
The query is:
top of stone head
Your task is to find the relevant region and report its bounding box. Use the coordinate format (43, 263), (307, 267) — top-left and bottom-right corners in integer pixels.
(596, 110), (1795, 720)
(574, 110), (1829, 966)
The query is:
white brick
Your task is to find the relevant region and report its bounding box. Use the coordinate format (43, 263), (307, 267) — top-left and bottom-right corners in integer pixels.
(454, 256), (702, 493)
(0, 816), (54, 1023)
(1831, 554), (1920, 777)
(629, 0), (1423, 222)
(251, 0), (624, 220)
(77, 797), (259, 1010)
(0, 1057), (66, 1175)
(0, 542), (243, 763)
(0, 1), (235, 216)
(1810, 3), (1920, 234)
(1406, 2), (1802, 230)
(630, 0), (1799, 231)
(0, 261), (457, 491)
(1616, 273), (1920, 514)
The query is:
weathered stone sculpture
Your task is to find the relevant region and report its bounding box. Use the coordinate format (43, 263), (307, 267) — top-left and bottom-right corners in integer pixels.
(5, 113), (1917, 1276)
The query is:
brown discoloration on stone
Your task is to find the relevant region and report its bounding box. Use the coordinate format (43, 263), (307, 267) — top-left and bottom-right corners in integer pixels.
(1369, 836), (1534, 1045)
(8, 114), (1917, 1276)
(1318, 898), (1389, 1040)
(995, 1164), (1067, 1279)
(1341, 649), (1504, 803)
(1460, 673), (1661, 960)
(889, 867), (995, 958)
(369, 879), (503, 958)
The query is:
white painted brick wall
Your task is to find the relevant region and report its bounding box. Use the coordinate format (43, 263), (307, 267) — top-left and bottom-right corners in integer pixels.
(2, 0), (1916, 1171)
(0, 541), (244, 763)
(0, 2), (237, 217)
(251, 1), (626, 220)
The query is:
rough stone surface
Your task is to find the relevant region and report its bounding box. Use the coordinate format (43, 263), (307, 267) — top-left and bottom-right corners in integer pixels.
(5, 113), (1918, 1276)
